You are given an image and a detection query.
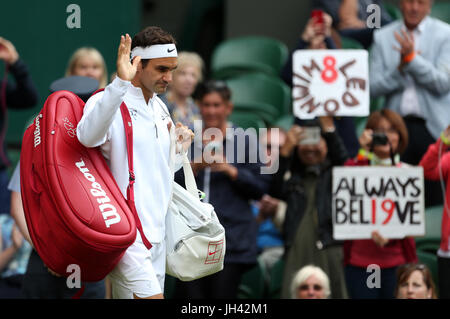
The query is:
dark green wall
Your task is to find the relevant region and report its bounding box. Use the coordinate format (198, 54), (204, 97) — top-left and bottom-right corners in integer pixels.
(0, 0), (140, 146)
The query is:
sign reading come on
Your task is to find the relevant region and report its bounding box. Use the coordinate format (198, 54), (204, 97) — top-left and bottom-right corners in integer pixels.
(292, 50), (370, 119)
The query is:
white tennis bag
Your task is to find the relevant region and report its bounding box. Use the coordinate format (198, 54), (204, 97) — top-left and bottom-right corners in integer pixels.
(165, 148), (226, 281)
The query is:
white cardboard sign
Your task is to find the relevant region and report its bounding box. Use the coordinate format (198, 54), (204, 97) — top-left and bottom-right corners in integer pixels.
(332, 166), (425, 240)
(292, 49), (369, 119)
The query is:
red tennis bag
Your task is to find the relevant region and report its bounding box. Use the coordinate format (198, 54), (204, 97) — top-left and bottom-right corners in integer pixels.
(20, 90), (138, 282)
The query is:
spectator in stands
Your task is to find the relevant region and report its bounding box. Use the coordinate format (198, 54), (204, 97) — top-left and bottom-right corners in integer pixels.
(420, 124), (450, 298)
(344, 109), (418, 299)
(290, 265), (331, 299)
(369, 0), (450, 207)
(281, 12), (336, 87)
(281, 13), (359, 159)
(173, 80), (270, 299)
(253, 127), (286, 277)
(395, 263), (437, 299)
(65, 47), (108, 88)
(338, 0), (393, 48)
(0, 37), (38, 216)
(160, 51), (204, 129)
(0, 211), (32, 298)
(263, 117), (349, 299)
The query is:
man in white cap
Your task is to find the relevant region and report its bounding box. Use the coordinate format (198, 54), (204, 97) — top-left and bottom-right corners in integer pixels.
(77, 26), (194, 299)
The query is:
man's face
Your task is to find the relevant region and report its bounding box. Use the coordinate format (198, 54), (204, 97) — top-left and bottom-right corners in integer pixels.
(199, 92), (232, 129)
(400, 0), (432, 29)
(137, 57), (177, 95)
(297, 137), (328, 166)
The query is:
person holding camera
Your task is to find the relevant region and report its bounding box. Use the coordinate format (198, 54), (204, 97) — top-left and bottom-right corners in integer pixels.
(343, 109), (418, 299)
(260, 116), (349, 299)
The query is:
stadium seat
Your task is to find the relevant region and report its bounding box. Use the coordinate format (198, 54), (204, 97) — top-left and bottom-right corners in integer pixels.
(416, 250), (439, 295)
(383, 2), (402, 21)
(233, 102), (279, 124)
(354, 116), (367, 138)
(415, 205), (442, 253)
(225, 73), (292, 124)
(272, 114), (294, 131)
(211, 36), (288, 79)
(267, 258), (285, 299)
(340, 36), (364, 50)
(237, 258), (267, 299)
(229, 111), (266, 130)
(431, 2), (450, 24)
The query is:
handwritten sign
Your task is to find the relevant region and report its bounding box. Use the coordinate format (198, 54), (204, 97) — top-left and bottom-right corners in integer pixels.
(292, 50), (369, 119)
(332, 166), (425, 240)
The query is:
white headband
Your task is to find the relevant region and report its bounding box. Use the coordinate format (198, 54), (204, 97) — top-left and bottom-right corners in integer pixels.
(131, 44), (178, 59)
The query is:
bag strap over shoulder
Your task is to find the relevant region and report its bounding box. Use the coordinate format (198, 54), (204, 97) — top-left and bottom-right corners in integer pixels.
(120, 102), (152, 250)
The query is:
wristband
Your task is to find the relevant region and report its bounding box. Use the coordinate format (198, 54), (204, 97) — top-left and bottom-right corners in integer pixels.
(357, 148), (374, 161)
(322, 126), (336, 133)
(402, 51), (416, 64)
(441, 132), (450, 146)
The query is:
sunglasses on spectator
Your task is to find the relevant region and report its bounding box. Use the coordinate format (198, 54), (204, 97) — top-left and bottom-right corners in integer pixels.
(374, 128), (397, 135)
(298, 284), (323, 291)
(400, 263), (427, 270)
(204, 80), (228, 90)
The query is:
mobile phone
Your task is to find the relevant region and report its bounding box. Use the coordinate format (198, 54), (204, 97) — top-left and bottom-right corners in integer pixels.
(299, 127), (321, 145)
(372, 132), (388, 146)
(311, 9), (324, 26)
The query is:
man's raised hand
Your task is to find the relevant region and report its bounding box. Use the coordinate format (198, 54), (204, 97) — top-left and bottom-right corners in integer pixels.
(117, 34), (141, 82)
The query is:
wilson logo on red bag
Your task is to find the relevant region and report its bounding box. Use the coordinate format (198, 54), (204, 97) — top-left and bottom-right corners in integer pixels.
(75, 158), (121, 228)
(20, 90), (138, 282)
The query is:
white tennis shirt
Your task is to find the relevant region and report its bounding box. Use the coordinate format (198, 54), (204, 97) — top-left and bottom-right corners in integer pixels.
(77, 76), (182, 244)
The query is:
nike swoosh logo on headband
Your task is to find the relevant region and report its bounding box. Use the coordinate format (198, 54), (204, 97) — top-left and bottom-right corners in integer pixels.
(167, 48), (176, 53)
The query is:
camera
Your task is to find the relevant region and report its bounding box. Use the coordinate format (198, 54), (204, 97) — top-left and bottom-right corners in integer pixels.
(372, 132), (388, 146)
(299, 126), (321, 145)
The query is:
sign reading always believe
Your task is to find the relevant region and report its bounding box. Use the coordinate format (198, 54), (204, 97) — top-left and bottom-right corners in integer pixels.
(332, 166), (425, 240)
(292, 50), (370, 119)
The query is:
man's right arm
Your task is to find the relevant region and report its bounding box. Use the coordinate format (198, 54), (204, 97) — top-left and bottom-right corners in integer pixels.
(369, 31), (405, 98)
(77, 77), (129, 148)
(77, 33), (139, 148)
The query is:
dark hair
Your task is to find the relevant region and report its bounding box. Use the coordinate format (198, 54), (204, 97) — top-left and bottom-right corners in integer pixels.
(194, 80), (232, 102)
(131, 26), (177, 68)
(365, 109), (409, 154)
(395, 263), (437, 299)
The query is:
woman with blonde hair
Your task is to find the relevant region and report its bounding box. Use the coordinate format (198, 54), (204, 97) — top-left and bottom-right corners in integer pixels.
(65, 47), (108, 88)
(160, 51), (204, 128)
(291, 265), (331, 299)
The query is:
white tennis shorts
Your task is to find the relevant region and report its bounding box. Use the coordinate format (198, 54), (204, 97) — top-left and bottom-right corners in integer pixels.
(108, 240), (166, 299)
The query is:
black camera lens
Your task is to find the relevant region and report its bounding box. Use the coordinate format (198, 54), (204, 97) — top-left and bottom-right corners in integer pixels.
(372, 132), (388, 146)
